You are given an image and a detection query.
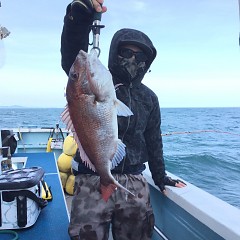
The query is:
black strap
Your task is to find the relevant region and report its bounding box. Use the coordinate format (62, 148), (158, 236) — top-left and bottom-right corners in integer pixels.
(49, 128), (55, 138)
(2, 190), (47, 228)
(41, 180), (49, 199)
(7, 190), (48, 209)
(17, 195), (27, 227)
(48, 127), (55, 139)
(59, 127), (65, 141)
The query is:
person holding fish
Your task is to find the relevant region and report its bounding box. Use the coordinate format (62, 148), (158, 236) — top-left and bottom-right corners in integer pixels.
(61, 0), (186, 239)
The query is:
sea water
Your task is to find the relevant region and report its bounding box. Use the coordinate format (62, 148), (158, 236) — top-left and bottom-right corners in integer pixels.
(0, 107), (239, 208)
(161, 107), (240, 209)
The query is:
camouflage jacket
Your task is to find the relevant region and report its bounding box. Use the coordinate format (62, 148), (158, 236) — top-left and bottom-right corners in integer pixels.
(61, 4), (166, 187)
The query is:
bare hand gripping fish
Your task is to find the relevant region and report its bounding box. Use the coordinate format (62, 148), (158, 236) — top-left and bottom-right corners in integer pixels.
(61, 49), (134, 201)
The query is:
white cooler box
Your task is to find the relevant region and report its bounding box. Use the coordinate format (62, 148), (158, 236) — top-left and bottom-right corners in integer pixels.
(0, 167), (48, 229)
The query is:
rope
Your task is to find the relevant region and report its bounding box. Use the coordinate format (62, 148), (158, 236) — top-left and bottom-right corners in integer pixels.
(18, 127), (26, 152)
(0, 230), (19, 240)
(161, 130), (240, 137)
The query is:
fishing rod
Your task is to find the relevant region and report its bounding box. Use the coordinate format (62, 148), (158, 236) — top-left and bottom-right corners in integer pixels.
(161, 130), (240, 137)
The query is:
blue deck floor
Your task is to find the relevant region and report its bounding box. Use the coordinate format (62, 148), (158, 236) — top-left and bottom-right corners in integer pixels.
(1, 152), (70, 240)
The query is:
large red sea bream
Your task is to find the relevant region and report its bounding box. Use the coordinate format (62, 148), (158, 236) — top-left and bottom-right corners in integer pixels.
(61, 49), (134, 201)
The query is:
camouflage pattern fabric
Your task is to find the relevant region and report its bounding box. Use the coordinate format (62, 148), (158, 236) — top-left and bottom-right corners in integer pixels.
(69, 174), (155, 240)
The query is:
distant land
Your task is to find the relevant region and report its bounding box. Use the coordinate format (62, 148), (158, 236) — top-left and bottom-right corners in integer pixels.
(0, 105), (64, 109)
(0, 105), (24, 108)
(0, 105), (239, 109)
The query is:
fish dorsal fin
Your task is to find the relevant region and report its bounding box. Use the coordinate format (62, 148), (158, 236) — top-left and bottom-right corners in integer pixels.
(115, 99), (133, 117)
(61, 105), (96, 172)
(111, 139), (126, 170)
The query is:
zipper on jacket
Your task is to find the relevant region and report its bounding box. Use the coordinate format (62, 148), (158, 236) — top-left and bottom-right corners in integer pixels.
(120, 83), (133, 173)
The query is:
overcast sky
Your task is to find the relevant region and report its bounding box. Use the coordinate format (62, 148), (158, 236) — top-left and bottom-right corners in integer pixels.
(0, 0), (239, 108)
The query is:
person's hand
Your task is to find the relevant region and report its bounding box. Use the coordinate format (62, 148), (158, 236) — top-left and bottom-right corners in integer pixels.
(159, 176), (186, 195)
(71, 0), (107, 14)
(92, 0), (107, 13)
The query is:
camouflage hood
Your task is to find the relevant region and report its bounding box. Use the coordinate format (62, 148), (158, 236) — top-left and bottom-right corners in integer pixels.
(108, 28), (157, 86)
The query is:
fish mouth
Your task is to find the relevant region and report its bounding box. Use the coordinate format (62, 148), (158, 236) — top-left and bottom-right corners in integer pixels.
(78, 49), (88, 58)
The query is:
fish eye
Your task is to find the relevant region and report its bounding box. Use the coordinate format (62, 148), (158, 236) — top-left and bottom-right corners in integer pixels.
(70, 72), (79, 80)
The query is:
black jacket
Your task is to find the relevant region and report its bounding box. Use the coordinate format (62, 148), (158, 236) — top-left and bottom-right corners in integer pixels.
(61, 5), (166, 187)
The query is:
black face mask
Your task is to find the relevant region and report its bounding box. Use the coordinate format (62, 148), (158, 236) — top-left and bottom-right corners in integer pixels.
(117, 55), (146, 81)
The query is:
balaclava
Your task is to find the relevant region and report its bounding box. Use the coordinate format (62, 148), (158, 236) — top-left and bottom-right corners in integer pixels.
(117, 52), (146, 80)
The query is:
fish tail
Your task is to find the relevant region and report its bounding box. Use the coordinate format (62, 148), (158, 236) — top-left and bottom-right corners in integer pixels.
(101, 183), (118, 202)
(100, 181), (135, 202)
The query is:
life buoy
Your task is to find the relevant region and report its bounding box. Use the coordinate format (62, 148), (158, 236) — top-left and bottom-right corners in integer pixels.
(57, 153), (73, 173)
(63, 135), (77, 156)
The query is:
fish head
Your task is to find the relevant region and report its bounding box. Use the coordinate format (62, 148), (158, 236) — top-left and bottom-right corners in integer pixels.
(66, 50), (115, 103)
(66, 50), (93, 104)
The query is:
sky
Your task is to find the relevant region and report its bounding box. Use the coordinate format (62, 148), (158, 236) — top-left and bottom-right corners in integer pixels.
(0, 0), (239, 108)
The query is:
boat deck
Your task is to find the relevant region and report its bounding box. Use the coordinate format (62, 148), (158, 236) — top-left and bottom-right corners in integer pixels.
(1, 150), (239, 240)
(1, 152), (70, 240)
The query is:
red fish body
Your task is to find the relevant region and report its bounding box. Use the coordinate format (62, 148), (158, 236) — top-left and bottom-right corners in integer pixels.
(61, 49), (134, 201)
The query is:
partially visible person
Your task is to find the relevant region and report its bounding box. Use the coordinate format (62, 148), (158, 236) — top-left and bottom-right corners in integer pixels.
(61, 1), (186, 239)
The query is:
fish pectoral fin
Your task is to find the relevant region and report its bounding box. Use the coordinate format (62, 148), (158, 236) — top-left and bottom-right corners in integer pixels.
(115, 99), (133, 117)
(111, 139), (126, 169)
(101, 183), (117, 202)
(61, 105), (75, 132)
(77, 140), (96, 172)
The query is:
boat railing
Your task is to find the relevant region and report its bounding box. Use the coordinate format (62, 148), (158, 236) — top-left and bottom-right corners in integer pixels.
(143, 164), (240, 240)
